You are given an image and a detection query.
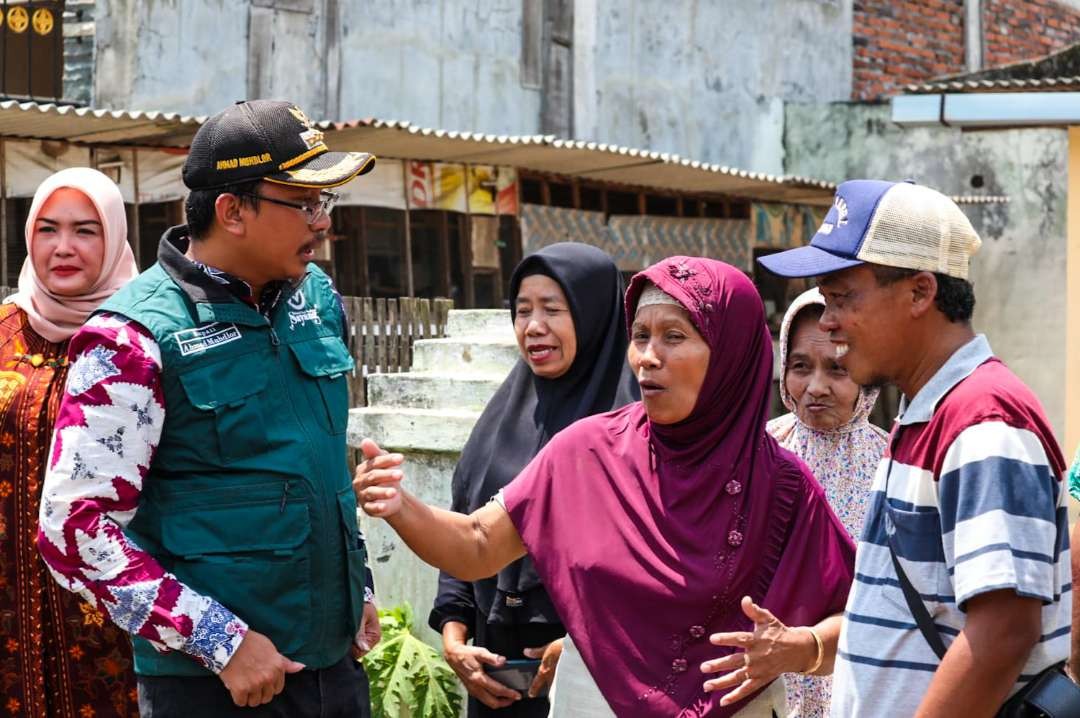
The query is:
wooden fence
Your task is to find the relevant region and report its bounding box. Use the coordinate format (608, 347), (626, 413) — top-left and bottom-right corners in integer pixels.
(341, 296), (453, 406)
(0, 286), (452, 406)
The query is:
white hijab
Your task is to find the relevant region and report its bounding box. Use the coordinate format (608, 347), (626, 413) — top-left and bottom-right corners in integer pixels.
(4, 167), (138, 343)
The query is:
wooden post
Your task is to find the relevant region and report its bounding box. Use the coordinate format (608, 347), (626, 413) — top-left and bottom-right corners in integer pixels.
(1065, 127), (1080, 467)
(401, 163), (415, 296)
(358, 207), (370, 297)
(131, 149), (142, 267)
(439, 211), (452, 297)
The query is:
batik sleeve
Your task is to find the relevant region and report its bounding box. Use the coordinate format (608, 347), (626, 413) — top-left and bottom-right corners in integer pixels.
(36, 313), (249, 674)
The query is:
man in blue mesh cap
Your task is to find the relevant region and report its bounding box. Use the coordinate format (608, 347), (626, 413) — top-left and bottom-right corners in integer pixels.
(760, 180), (1073, 717)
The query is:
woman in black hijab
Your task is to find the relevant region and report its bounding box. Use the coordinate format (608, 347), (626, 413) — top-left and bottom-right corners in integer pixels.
(428, 242), (638, 716)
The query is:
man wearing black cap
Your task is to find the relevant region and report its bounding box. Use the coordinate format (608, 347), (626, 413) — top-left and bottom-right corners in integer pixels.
(37, 100), (380, 715)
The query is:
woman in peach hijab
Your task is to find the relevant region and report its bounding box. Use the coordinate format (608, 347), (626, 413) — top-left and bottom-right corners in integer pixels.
(0, 168), (139, 717)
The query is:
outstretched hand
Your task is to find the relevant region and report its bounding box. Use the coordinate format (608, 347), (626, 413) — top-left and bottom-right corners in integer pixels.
(701, 595), (815, 707)
(353, 438), (405, 518)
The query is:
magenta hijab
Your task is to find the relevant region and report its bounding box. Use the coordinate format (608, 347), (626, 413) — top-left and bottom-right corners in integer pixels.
(502, 257), (855, 716)
(5, 167), (137, 343)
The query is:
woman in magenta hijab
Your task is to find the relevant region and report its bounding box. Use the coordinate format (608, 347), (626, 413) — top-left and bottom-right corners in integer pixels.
(356, 257), (855, 716)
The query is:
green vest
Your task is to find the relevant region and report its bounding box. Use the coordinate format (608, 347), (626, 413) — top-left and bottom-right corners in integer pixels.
(100, 259), (366, 677)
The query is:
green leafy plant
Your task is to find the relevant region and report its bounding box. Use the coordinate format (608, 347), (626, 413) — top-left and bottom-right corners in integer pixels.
(361, 602), (464, 718)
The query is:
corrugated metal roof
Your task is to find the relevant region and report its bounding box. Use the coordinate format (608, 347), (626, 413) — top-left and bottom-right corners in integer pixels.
(0, 101), (204, 145)
(0, 101), (836, 204)
(1, 102), (1013, 206)
(905, 76), (1080, 95)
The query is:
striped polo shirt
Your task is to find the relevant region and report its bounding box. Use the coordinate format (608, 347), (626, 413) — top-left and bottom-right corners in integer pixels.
(830, 335), (1070, 717)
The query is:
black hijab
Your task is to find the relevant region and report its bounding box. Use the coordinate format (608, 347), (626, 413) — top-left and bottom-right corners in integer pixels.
(433, 242), (639, 629)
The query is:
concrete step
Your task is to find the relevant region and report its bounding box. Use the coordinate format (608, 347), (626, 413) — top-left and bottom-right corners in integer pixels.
(411, 336), (520, 374)
(445, 309), (513, 339)
(365, 371), (505, 411)
(348, 407), (482, 453)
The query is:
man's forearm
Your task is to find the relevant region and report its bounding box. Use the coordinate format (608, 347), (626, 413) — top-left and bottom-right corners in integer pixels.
(914, 586), (1044, 717)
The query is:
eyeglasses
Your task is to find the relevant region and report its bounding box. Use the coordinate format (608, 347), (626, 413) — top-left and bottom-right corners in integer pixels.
(238, 190), (339, 224)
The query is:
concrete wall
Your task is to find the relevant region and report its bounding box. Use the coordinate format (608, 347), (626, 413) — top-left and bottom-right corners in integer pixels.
(785, 101), (1067, 437)
(92, 0), (854, 174)
(578, 0), (853, 173)
(95, 0), (251, 113)
(337, 1), (542, 135)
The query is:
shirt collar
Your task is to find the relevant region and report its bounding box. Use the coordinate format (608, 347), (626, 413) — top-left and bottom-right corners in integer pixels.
(157, 225), (296, 318)
(896, 334), (993, 426)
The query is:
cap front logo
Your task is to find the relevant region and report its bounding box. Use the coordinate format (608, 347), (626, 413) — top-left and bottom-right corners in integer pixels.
(818, 195), (849, 236)
(288, 106), (315, 129)
(289, 106), (325, 150)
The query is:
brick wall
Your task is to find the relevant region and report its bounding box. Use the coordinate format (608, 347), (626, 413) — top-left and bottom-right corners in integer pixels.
(853, 0), (965, 101)
(853, 0), (1080, 101)
(983, 0), (1080, 68)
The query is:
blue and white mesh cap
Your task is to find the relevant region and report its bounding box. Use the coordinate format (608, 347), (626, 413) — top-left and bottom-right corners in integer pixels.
(758, 180), (982, 279)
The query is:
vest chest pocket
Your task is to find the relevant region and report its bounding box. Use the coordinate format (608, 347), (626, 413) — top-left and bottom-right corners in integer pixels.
(287, 336), (355, 435)
(179, 357), (270, 464)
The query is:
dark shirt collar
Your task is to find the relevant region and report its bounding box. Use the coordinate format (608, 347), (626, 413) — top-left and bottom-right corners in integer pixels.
(158, 225), (293, 318)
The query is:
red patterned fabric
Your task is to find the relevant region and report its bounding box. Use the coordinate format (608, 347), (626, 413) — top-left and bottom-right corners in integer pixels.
(0, 303), (137, 717)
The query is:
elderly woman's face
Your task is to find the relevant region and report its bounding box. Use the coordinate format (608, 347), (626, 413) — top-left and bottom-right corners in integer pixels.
(786, 313), (860, 431)
(628, 303), (710, 425)
(31, 187), (105, 297)
(514, 274), (577, 379)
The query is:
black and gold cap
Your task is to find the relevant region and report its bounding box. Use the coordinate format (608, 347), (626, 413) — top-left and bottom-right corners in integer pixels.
(182, 99), (375, 191)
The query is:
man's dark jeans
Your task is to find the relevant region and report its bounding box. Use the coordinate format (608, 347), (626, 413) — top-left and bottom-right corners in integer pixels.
(137, 656), (371, 717)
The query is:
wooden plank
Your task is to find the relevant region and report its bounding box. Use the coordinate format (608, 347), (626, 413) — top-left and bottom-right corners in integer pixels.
(246, 6), (274, 99)
(541, 42), (573, 137)
(399, 298), (413, 369)
(386, 298), (399, 373)
(374, 298), (387, 373)
(418, 298), (432, 344)
(354, 296), (368, 407)
(362, 297), (375, 378)
(520, 0), (543, 89)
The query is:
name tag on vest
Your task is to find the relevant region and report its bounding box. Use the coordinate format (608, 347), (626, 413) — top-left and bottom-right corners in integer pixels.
(175, 323), (242, 356)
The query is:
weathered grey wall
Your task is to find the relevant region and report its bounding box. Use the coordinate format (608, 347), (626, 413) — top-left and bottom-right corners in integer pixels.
(785, 102), (1067, 436)
(93, 0), (854, 174)
(337, 1), (542, 135)
(578, 0), (853, 173)
(95, 0), (251, 113)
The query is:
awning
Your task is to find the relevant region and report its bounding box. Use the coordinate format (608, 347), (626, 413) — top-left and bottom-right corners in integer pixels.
(0, 101), (836, 205)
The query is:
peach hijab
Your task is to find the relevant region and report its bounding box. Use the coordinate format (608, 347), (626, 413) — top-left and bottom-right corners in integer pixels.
(4, 167), (138, 343)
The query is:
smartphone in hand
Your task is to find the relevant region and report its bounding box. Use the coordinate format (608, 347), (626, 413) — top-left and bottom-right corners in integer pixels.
(484, 658), (546, 697)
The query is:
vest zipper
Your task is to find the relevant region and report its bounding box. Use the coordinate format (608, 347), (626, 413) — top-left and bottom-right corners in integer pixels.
(269, 327), (280, 347)
(279, 480), (290, 513)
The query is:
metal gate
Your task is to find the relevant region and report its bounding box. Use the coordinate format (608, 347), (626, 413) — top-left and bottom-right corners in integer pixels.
(0, 1), (64, 100)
